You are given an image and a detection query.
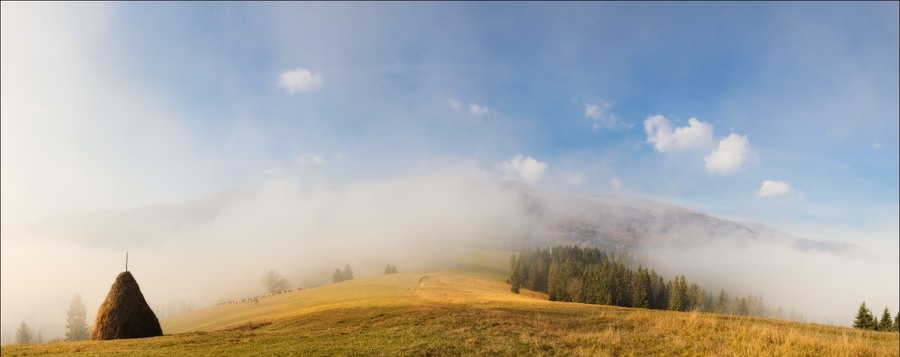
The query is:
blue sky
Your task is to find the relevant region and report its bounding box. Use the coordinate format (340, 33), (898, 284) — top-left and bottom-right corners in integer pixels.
(2, 2), (898, 253)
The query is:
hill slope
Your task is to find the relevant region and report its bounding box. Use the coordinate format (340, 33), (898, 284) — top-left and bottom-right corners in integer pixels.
(2, 251), (896, 356)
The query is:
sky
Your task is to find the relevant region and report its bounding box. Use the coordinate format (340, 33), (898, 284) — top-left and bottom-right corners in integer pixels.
(1, 2), (898, 337)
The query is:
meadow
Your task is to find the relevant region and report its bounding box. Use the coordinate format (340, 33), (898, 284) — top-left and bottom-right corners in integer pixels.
(3, 250), (897, 356)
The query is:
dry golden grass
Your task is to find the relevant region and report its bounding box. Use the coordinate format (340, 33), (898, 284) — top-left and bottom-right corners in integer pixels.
(4, 250), (897, 356)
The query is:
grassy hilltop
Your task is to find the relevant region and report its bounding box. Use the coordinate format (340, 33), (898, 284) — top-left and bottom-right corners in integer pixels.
(3, 250), (897, 356)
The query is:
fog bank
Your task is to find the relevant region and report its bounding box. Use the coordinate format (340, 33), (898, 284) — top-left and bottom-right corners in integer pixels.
(1, 169), (531, 342)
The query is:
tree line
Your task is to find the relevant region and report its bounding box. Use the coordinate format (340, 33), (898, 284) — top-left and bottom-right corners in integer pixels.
(853, 302), (898, 332)
(509, 246), (772, 317)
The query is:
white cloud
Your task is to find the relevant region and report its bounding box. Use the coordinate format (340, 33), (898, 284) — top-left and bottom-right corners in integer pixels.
(872, 142), (882, 150)
(277, 68), (323, 94)
(296, 154), (326, 166)
(448, 98), (462, 110)
(644, 115), (714, 152)
(585, 102), (629, 130)
(609, 177), (623, 190)
(468, 103), (492, 116)
(704, 133), (750, 174)
(585, 103), (602, 119)
(757, 180), (792, 197)
(500, 155), (547, 184)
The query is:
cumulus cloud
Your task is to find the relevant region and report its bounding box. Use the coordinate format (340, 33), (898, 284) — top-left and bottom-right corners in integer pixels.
(448, 98), (462, 110)
(500, 155), (547, 184)
(277, 68), (323, 93)
(644, 115), (714, 152)
(585, 102), (629, 130)
(758, 180), (792, 197)
(296, 154), (326, 166)
(704, 134), (750, 174)
(468, 103), (493, 116)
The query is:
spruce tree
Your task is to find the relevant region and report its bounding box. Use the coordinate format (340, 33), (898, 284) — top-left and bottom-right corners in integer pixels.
(342, 264), (354, 280)
(736, 297), (749, 316)
(716, 289), (730, 313)
(581, 264), (603, 305)
(65, 294), (90, 341)
(15, 321), (33, 344)
(547, 259), (567, 301)
(510, 257), (524, 293)
(877, 307), (893, 331)
(853, 302), (876, 329)
(668, 275), (687, 311)
(332, 268), (344, 283)
(631, 267), (650, 308)
(384, 264), (398, 274)
(653, 276), (668, 310)
(894, 312), (899, 331)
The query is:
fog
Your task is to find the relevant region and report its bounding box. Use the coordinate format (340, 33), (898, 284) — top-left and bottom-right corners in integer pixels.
(639, 238), (899, 326)
(1, 169), (897, 343)
(0, 169), (532, 343)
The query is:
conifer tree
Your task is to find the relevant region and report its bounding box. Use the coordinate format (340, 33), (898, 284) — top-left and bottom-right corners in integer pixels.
(853, 302), (876, 329)
(332, 268), (344, 283)
(15, 321), (33, 344)
(653, 275), (668, 310)
(612, 262), (631, 307)
(877, 307), (893, 331)
(342, 264), (354, 280)
(716, 289), (730, 313)
(686, 283), (704, 312)
(384, 264), (398, 274)
(65, 294), (90, 341)
(894, 312), (899, 331)
(581, 264), (604, 304)
(668, 275), (687, 311)
(736, 297), (749, 316)
(529, 254), (549, 292)
(510, 257), (525, 293)
(631, 267), (650, 308)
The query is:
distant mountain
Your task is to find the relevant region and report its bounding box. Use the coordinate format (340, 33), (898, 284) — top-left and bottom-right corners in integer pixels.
(5, 181), (868, 258)
(504, 181), (869, 257)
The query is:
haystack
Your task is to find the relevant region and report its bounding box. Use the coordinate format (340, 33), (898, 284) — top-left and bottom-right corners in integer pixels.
(91, 271), (162, 340)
